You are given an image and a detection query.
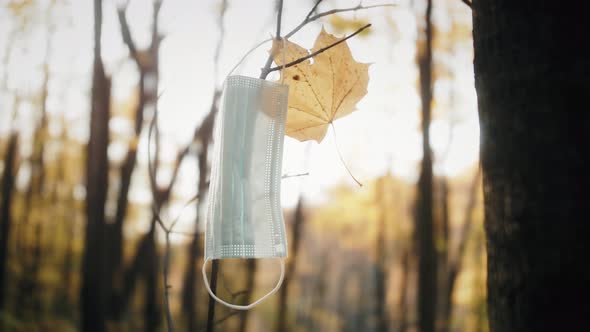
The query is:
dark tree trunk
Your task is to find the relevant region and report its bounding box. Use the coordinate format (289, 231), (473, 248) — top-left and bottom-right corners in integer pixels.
(182, 92), (218, 332)
(204, 259), (219, 332)
(275, 196), (305, 332)
(106, 72), (144, 319)
(473, 1), (590, 331)
(438, 177), (450, 332)
(238, 259), (257, 332)
(80, 0), (110, 330)
(0, 133), (18, 312)
(375, 178), (388, 332)
(416, 0), (437, 331)
(144, 228), (160, 332)
(396, 250), (410, 332)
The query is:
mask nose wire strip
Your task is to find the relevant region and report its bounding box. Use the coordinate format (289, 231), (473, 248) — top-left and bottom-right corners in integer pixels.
(202, 257), (285, 310)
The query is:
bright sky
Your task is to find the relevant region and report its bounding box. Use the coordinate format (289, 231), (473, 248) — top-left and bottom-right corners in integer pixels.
(0, 0), (478, 236)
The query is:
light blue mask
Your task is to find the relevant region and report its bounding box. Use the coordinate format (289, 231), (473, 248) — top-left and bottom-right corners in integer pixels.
(202, 75), (289, 310)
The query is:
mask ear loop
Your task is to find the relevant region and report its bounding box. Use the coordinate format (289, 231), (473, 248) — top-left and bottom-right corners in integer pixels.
(202, 257), (285, 310)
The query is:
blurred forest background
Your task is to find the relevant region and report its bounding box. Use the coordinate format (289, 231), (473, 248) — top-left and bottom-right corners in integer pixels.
(0, 0), (484, 331)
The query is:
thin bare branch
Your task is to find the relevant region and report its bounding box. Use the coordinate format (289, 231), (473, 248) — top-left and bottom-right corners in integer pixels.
(213, 0), (228, 82)
(116, 6), (140, 66)
(305, 0), (323, 21)
(200, 311), (242, 332)
(168, 193), (199, 231)
(147, 110), (159, 195)
(163, 232), (174, 332)
(276, 0), (284, 39)
(308, 3), (396, 22)
(282, 172), (310, 179)
(268, 23), (372, 73)
(259, 2), (393, 78)
(460, 0), (472, 9)
(284, 2), (395, 38)
(259, 0), (286, 79)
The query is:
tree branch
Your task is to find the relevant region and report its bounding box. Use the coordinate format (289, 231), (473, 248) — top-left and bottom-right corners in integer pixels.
(284, 2), (395, 38)
(460, 0), (472, 9)
(116, 6), (140, 66)
(268, 23), (371, 73)
(259, 1), (393, 78)
(305, 0), (323, 21)
(259, 0), (285, 79)
(162, 231), (174, 332)
(276, 0), (284, 39)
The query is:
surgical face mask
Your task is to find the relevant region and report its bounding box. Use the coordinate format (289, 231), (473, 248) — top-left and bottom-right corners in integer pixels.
(202, 75), (289, 310)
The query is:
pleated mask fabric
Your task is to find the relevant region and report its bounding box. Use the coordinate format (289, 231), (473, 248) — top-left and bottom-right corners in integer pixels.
(202, 75), (289, 310)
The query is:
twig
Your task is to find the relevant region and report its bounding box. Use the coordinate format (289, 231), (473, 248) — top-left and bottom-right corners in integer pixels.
(259, 1), (394, 78)
(282, 172), (310, 179)
(259, 0), (285, 79)
(163, 231), (174, 332)
(284, 2), (395, 38)
(276, 0), (284, 38)
(215, 311), (241, 325)
(205, 259), (219, 332)
(200, 310), (242, 332)
(148, 108), (203, 332)
(267, 23), (372, 73)
(305, 0), (323, 21)
(460, 0), (472, 9)
(116, 4), (140, 66)
(147, 112), (175, 332)
(213, 0), (228, 83)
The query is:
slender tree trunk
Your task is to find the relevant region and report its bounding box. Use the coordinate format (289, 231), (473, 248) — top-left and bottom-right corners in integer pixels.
(416, 0), (437, 331)
(238, 260), (257, 332)
(182, 93), (218, 332)
(80, 0), (110, 330)
(0, 133), (18, 312)
(375, 178), (388, 332)
(106, 72), (144, 319)
(144, 227), (160, 332)
(472, 1), (590, 331)
(204, 260), (219, 332)
(275, 196), (305, 332)
(438, 177), (450, 332)
(397, 250), (410, 332)
(440, 169), (481, 332)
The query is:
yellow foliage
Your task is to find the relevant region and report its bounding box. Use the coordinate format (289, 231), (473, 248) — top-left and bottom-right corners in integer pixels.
(7, 0), (33, 16)
(329, 15), (371, 37)
(271, 28), (369, 142)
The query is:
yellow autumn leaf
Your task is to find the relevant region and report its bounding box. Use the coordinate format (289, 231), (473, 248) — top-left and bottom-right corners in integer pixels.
(271, 27), (370, 142)
(329, 15), (371, 37)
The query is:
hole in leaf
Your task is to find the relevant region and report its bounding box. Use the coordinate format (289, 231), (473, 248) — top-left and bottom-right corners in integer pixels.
(293, 75), (300, 81)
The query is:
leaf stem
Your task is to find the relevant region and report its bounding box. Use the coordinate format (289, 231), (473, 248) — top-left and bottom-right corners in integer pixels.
(330, 123), (362, 187)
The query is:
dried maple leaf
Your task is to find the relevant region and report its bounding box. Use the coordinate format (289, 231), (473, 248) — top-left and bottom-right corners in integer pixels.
(271, 27), (370, 142)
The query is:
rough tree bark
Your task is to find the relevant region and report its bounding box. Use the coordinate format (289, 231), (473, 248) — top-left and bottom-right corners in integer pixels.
(416, 0), (437, 331)
(80, 0), (110, 331)
(0, 133), (18, 312)
(472, 1), (590, 331)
